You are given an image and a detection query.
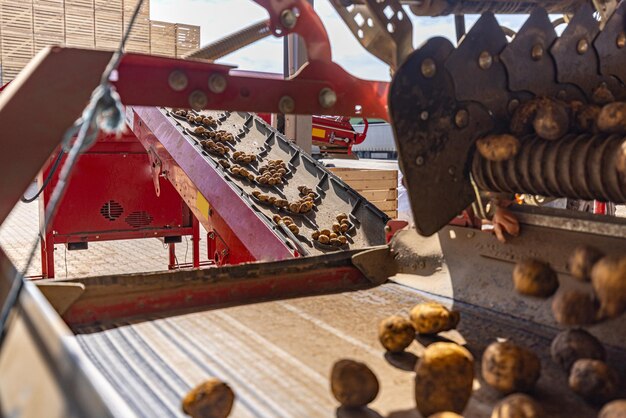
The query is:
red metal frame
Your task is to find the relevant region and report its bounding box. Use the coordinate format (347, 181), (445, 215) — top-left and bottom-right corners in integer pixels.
(38, 132), (204, 278)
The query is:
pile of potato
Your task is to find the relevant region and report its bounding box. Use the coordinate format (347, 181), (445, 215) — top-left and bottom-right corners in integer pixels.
(185, 112), (218, 129)
(256, 160), (287, 186)
(297, 185), (318, 200)
(229, 164), (254, 181)
(249, 190), (288, 209)
(272, 214), (299, 235)
(232, 151), (256, 165)
(286, 197), (314, 214)
(311, 229), (347, 247)
(218, 159), (230, 169)
(201, 139), (228, 156)
(173, 108), (189, 117)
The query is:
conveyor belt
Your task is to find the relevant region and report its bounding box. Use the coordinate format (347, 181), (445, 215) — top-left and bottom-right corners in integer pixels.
(73, 282), (625, 418)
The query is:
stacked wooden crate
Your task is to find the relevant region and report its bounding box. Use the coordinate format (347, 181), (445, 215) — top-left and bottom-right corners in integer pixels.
(0, 0), (200, 83)
(330, 168), (398, 218)
(175, 23), (200, 58)
(1, 1), (35, 82)
(149, 20), (175, 57)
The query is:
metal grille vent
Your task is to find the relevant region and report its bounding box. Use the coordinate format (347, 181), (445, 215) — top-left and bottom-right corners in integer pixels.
(125, 211), (154, 228)
(100, 200), (123, 221)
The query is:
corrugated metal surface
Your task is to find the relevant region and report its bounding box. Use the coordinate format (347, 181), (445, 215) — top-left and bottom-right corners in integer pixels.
(353, 123), (396, 152)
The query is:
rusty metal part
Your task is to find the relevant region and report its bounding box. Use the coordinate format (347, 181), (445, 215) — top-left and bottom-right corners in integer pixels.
(328, 0), (413, 71)
(184, 20), (271, 61)
(406, 0), (584, 15)
(472, 133), (626, 202)
(595, 1), (626, 86)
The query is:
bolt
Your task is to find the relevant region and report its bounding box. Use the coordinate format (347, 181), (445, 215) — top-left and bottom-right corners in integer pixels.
(455, 109), (469, 128)
(420, 111), (429, 121)
(415, 156), (425, 166)
(507, 99), (520, 115)
(478, 51), (493, 70)
(208, 74), (227, 94)
(617, 32), (626, 48)
(280, 9), (298, 29)
(418, 261), (426, 269)
(384, 225), (391, 233)
(531, 44), (544, 61)
(278, 95), (296, 114)
(421, 58), (436, 78)
(168, 70), (188, 91)
(577, 38), (589, 55)
(189, 90), (208, 110)
(319, 88), (337, 109)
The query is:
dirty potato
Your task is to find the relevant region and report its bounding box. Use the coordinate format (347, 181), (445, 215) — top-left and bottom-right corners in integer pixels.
(551, 289), (598, 326)
(330, 359), (379, 407)
(599, 400), (626, 418)
(429, 413), (464, 418)
(182, 378), (235, 418)
(598, 102), (626, 134)
(476, 134), (520, 162)
(482, 341), (541, 394)
(551, 329), (605, 372)
(311, 230), (321, 240)
(591, 256), (626, 319)
(618, 141), (626, 175)
(378, 315), (416, 353)
(510, 99), (539, 136)
(415, 342), (474, 417)
(568, 245), (604, 282)
(409, 302), (460, 335)
(569, 359), (618, 404)
(288, 224), (300, 235)
(491, 393), (543, 418)
(336, 213), (348, 222)
(319, 235), (330, 244)
(533, 98), (569, 140)
(512, 259), (559, 298)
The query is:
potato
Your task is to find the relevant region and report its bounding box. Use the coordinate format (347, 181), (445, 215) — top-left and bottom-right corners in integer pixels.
(591, 256), (626, 319)
(512, 259), (558, 298)
(415, 342), (474, 417)
(336, 213), (348, 222)
(320, 229), (331, 237)
(330, 238), (342, 246)
(618, 141), (626, 175)
(311, 230), (321, 240)
(288, 224), (299, 235)
(551, 289), (598, 326)
(332, 222), (341, 232)
(429, 413), (463, 418)
(551, 329), (605, 372)
(568, 245), (604, 282)
(481, 341), (540, 394)
(510, 99), (539, 136)
(378, 315), (415, 353)
(330, 232), (338, 239)
(533, 98), (569, 140)
(182, 378), (235, 418)
(569, 359), (618, 404)
(599, 400), (626, 418)
(598, 102), (626, 134)
(330, 359), (379, 407)
(319, 235), (330, 244)
(491, 393), (543, 418)
(476, 134), (520, 162)
(409, 302), (460, 335)
(338, 236), (347, 245)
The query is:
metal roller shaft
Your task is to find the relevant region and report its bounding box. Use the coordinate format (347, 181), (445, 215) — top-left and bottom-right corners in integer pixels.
(472, 134), (626, 203)
(404, 0), (585, 15)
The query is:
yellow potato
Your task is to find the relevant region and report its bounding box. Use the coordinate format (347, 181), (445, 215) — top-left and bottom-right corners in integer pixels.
(330, 359), (379, 407)
(378, 315), (415, 353)
(476, 134), (520, 162)
(429, 413), (463, 418)
(551, 289), (598, 326)
(491, 393), (543, 418)
(415, 342), (474, 417)
(512, 259), (559, 298)
(591, 256), (626, 319)
(409, 302), (460, 335)
(568, 245), (604, 282)
(182, 379), (234, 418)
(599, 400), (626, 418)
(311, 230), (321, 240)
(481, 341), (540, 394)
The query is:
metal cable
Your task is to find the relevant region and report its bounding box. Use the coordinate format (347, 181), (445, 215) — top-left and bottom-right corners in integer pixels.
(20, 151), (64, 203)
(0, 0), (146, 347)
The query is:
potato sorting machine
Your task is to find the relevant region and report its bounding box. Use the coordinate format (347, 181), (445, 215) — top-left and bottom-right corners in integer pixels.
(1, 0), (626, 417)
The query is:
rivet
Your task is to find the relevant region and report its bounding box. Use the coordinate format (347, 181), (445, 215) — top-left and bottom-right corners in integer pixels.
(318, 88), (337, 109)
(577, 38), (589, 55)
(278, 96), (296, 114)
(415, 156), (425, 166)
(531, 44), (543, 61)
(478, 51), (493, 70)
(168, 70), (188, 91)
(208, 74), (227, 94)
(455, 109), (469, 128)
(280, 9), (298, 29)
(189, 90), (208, 110)
(421, 58), (436, 78)
(420, 111), (429, 120)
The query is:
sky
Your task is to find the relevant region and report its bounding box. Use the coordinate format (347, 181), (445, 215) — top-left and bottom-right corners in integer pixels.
(150, 0), (529, 81)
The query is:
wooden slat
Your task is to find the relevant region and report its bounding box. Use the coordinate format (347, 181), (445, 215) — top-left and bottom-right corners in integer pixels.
(384, 210), (398, 218)
(330, 168), (397, 181)
(65, 3), (95, 48)
(358, 189), (397, 201)
(34, 0), (64, 51)
(175, 23), (200, 57)
(95, 9), (122, 50)
(339, 179), (395, 191)
(367, 200), (397, 211)
(150, 20), (176, 57)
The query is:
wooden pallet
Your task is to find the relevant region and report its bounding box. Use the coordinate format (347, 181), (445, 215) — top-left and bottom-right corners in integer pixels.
(330, 168), (398, 218)
(150, 20), (175, 57)
(95, 0), (123, 50)
(175, 23), (200, 58)
(34, 0), (65, 51)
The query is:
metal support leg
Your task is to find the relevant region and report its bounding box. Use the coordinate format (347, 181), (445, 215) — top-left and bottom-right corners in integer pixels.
(168, 243), (176, 270)
(192, 216), (200, 268)
(41, 232), (55, 279)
